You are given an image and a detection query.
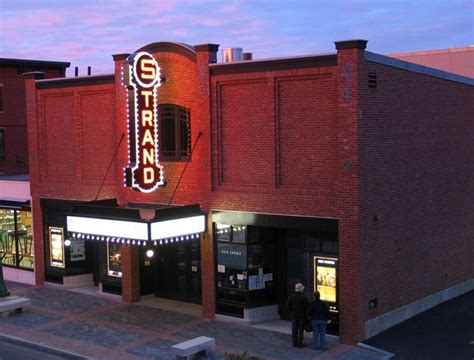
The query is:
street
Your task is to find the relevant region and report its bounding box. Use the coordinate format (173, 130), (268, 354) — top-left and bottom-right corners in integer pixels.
(364, 290), (474, 360)
(0, 339), (77, 360)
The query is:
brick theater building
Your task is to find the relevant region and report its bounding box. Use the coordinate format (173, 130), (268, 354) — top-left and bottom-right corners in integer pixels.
(24, 39), (473, 344)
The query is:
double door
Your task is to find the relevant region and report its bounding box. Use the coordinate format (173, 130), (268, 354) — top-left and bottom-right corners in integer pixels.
(154, 240), (202, 304)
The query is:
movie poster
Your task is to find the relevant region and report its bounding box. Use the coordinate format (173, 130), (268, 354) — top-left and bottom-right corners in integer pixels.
(49, 227), (64, 268)
(314, 257), (337, 303)
(107, 242), (122, 277)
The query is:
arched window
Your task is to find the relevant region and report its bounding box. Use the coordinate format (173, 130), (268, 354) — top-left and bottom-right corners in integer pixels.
(159, 104), (191, 161)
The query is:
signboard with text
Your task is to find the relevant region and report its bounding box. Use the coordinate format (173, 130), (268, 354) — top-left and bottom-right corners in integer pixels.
(123, 51), (164, 192)
(217, 243), (247, 270)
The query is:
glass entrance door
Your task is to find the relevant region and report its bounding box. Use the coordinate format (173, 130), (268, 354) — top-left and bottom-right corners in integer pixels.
(155, 240), (201, 304)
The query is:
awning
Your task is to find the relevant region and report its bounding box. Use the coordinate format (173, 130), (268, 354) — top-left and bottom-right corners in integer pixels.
(66, 203), (206, 246)
(0, 199), (31, 210)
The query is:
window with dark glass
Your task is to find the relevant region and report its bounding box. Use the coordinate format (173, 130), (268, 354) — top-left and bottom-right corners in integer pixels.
(0, 129), (4, 160)
(159, 104), (191, 161)
(0, 209), (34, 270)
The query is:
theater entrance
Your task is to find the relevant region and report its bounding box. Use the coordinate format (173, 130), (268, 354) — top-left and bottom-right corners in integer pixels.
(152, 240), (202, 304)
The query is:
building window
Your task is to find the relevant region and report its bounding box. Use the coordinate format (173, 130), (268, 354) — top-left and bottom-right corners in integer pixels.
(0, 209), (34, 270)
(0, 129), (4, 160)
(159, 104), (191, 161)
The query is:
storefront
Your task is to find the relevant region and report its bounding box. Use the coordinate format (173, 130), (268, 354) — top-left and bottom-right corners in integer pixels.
(40, 199), (206, 299)
(0, 176), (35, 284)
(213, 211), (339, 330)
(0, 202), (33, 270)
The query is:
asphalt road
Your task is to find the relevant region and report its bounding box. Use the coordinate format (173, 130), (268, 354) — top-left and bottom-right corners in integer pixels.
(364, 290), (474, 360)
(0, 339), (74, 360)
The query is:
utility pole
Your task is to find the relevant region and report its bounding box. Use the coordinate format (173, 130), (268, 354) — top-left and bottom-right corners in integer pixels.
(0, 259), (9, 297)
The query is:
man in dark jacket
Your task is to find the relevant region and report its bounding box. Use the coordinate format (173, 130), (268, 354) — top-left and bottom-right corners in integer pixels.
(287, 283), (308, 347)
(307, 291), (330, 351)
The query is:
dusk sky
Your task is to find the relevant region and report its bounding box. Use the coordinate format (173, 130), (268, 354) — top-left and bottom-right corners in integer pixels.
(1, 0), (473, 76)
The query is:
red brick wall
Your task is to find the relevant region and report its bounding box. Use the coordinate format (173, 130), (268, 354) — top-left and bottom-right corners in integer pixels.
(358, 58), (474, 332)
(30, 83), (118, 200)
(0, 65), (65, 175)
(210, 66), (339, 217)
(1, 69), (31, 174)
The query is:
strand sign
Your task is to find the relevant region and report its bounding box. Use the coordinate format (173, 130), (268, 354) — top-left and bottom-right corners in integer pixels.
(123, 51), (164, 192)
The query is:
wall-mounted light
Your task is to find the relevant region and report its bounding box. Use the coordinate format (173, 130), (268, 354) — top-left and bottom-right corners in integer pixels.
(146, 249), (154, 258)
(64, 239), (71, 247)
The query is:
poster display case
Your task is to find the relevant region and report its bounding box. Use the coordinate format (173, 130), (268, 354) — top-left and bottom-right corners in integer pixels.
(49, 226), (65, 268)
(107, 242), (122, 277)
(314, 256), (338, 310)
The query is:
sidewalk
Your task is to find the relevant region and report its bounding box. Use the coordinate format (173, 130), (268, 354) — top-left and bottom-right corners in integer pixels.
(0, 281), (392, 359)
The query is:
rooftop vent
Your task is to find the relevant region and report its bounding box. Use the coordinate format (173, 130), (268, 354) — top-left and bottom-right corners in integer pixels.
(222, 48), (243, 63)
(368, 71), (377, 88)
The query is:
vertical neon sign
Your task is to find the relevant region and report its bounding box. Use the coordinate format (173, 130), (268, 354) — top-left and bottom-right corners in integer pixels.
(123, 52), (164, 192)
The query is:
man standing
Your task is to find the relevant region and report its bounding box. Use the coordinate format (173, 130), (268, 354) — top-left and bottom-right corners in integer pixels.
(307, 291), (330, 351)
(287, 283), (308, 348)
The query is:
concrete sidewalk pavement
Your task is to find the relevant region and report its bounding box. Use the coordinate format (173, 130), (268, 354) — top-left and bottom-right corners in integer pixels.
(0, 281), (392, 359)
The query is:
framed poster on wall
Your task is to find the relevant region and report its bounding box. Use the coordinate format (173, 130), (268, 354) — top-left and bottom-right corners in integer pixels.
(49, 226), (65, 268)
(314, 256), (337, 303)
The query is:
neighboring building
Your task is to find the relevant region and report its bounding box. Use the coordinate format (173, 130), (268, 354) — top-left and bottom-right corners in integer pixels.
(24, 40), (473, 344)
(390, 46), (474, 78)
(0, 58), (69, 283)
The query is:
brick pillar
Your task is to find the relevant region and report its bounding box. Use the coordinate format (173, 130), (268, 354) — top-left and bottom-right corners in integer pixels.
(111, 53), (130, 206)
(31, 196), (45, 285)
(121, 245), (140, 303)
(200, 215), (215, 318)
(334, 39), (367, 345)
(23, 72), (45, 286)
(195, 44), (219, 319)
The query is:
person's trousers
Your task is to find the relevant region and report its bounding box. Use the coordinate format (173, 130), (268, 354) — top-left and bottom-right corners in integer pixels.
(312, 319), (327, 350)
(291, 318), (305, 347)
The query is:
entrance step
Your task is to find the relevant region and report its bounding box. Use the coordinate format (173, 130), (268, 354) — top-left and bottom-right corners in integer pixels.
(138, 295), (202, 317)
(216, 304), (280, 325)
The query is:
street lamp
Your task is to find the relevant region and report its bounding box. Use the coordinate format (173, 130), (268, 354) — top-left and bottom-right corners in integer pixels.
(0, 258), (9, 297)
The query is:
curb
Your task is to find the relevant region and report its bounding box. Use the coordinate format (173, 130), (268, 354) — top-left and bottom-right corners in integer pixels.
(358, 342), (395, 359)
(0, 333), (91, 360)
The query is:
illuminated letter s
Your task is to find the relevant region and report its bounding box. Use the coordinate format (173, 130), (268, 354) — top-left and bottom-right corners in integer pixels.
(141, 59), (156, 79)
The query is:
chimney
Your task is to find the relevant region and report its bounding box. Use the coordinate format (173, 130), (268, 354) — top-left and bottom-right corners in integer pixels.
(222, 48), (243, 63)
(87, 66), (91, 75)
(194, 44), (219, 64)
(74, 66), (79, 77)
(243, 52), (253, 61)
